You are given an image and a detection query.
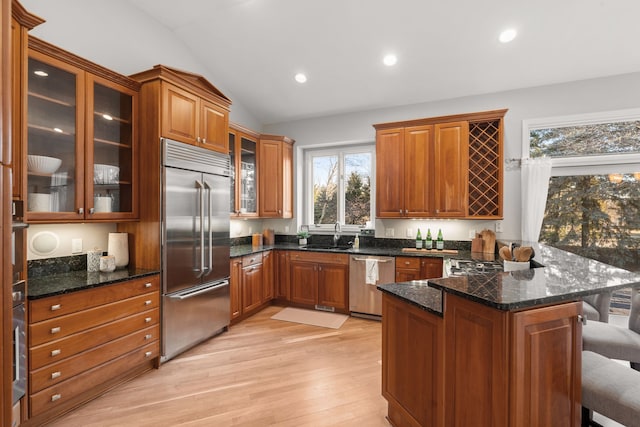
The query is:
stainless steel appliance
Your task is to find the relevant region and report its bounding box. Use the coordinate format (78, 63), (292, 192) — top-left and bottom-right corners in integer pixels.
(445, 259), (503, 277)
(12, 202), (28, 405)
(161, 139), (231, 362)
(349, 255), (395, 318)
(12, 280), (26, 404)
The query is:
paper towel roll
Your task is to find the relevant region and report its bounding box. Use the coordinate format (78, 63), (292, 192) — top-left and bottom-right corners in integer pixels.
(107, 233), (129, 269)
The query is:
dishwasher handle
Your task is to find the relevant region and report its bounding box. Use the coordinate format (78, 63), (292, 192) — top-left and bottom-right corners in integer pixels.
(352, 257), (393, 263)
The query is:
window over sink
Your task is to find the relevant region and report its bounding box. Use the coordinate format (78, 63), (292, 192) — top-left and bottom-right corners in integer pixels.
(304, 144), (374, 231)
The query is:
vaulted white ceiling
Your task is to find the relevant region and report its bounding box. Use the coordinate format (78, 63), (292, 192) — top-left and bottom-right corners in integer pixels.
(20, 0), (640, 126)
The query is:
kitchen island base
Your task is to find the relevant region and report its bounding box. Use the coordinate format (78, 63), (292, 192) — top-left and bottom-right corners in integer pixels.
(382, 292), (582, 427)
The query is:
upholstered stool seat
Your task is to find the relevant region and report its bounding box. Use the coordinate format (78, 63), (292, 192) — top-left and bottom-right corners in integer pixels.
(581, 350), (640, 427)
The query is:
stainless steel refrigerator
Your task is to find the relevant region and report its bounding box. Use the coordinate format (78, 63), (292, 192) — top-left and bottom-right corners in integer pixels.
(161, 138), (230, 362)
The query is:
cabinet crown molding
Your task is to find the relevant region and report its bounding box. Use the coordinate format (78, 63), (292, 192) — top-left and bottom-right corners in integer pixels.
(373, 108), (508, 131)
(12, 0), (45, 29)
(130, 64), (231, 110)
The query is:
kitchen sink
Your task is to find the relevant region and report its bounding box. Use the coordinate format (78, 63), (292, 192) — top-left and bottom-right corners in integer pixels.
(302, 244), (352, 251)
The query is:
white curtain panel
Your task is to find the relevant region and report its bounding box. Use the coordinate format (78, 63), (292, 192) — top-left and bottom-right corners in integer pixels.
(521, 157), (553, 242)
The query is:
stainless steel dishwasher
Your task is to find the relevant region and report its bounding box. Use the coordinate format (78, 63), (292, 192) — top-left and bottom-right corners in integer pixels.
(349, 255), (395, 319)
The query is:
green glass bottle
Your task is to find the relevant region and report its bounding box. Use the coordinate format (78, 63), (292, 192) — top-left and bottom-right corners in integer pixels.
(416, 228), (422, 249)
(436, 229), (444, 250)
(425, 229), (433, 250)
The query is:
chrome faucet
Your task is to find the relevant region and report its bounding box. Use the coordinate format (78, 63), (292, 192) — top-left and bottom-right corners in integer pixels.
(333, 222), (341, 246)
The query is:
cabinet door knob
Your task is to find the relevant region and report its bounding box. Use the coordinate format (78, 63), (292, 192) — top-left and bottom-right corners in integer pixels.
(196, 136), (201, 142)
(145, 334), (153, 340)
(51, 394), (62, 402)
(50, 304), (61, 311)
(145, 351), (153, 358)
(51, 371), (61, 379)
(144, 282), (152, 288)
(577, 315), (587, 325)
(50, 327), (61, 334)
(51, 349), (61, 357)
(144, 300), (152, 306)
(145, 317), (152, 323)
(202, 138), (207, 144)
(78, 207), (84, 214)
(89, 207), (95, 214)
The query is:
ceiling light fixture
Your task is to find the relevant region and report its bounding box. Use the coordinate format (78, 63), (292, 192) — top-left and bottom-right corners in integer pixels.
(499, 28), (517, 43)
(294, 73), (307, 83)
(34, 70), (48, 77)
(383, 54), (397, 66)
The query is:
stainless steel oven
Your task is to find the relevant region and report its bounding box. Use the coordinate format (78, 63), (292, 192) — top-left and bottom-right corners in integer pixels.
(12, 280), (26, 404)
(12, 201), (28, 404)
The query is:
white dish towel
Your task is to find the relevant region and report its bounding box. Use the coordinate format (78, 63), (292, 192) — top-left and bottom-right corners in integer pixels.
(365, 259), (379, 285)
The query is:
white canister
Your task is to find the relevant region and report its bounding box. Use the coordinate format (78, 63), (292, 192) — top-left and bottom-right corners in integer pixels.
(87, 249), (102, 272)
(94, 196), (112, 213)
(28, 193), (52, 212)
(107, 232), (129, 269)
(99, 255), (116, 272)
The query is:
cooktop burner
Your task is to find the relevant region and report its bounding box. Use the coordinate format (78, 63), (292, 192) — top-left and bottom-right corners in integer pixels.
(447, 259), (504, 276)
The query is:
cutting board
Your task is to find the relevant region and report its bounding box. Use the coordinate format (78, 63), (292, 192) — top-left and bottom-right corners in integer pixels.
(401, 248), (458, 254)
(480, 229), (496, 254)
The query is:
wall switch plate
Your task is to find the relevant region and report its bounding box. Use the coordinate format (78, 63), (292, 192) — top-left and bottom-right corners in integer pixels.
(495, 221), (503, 233)
(406, 228), (413, 238)
(71, 238), (82, 254)
(385, 228), (395, 237)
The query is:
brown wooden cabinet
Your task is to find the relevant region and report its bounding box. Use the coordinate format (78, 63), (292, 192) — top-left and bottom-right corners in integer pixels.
(382, 293), (444, 427)
(374, 109), (507, 219)
(242, 253), (263, 313)
(262, 250), (274, 302)
(275, 250), (290, 301)
(230, 257), (243, 321)
(229, 123), (259, 217)
(160, 80), (229, 154)
(289, 251), (349, 312)
(22, 38), (140, 222)
(27, 275), (160, 425)
(382, 290), (582, 427)
(259, 135), (294, 218)
(395, 256), (443, 282)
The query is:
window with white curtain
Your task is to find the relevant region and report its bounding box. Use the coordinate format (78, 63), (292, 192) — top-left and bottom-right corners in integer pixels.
(523, 109), (640, 283)
(303, 145), (374, 231)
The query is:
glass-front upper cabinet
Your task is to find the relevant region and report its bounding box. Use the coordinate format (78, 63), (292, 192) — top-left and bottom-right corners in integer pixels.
(229, 125), (258, 217)
(26, 53), (83, 221)
(86, 75), (137, 219)
(26, 45), (138, 222)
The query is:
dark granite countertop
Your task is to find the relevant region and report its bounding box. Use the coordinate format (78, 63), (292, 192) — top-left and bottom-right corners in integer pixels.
(377, 281), (443, 316)
(230, 243), (478, 260)
(28, 268), (160, 300)
(380, 242), (640, 312)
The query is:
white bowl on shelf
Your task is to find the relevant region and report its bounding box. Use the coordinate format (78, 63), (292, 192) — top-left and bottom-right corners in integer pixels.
(94, 164), (120, 184)
(27, 155), (62, 174)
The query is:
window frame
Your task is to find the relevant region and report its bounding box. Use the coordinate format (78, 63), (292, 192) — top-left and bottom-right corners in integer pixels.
(522, 107), (640, 174)
(303, 143), (375, 233)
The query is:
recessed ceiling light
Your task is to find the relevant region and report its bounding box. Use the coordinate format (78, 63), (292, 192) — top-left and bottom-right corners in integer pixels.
(294, 73), (307, 83)
(34, 70), (48, 77)
(499, 28), (517, 43)
(383, 54), (398, 67)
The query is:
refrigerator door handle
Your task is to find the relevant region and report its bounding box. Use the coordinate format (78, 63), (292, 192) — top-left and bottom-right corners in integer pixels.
(168, 280), (229, 300)
(195, 180), (205, 277)
(204, 180), (213, 274)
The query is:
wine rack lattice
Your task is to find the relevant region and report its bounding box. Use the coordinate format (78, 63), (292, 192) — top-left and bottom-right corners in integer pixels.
(468, 120), (501, 217)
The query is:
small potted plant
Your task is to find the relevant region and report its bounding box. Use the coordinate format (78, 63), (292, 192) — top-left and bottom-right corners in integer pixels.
(297, 230), (310, 246)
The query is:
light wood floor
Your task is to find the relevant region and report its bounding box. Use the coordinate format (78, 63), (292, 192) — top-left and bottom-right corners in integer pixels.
(46, 305), (390, 427)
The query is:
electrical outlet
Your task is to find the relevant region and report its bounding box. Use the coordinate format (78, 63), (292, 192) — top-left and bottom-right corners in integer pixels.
(284, 226), (290, 233)
(71, 238), (82, 254)
(385, 228), (395, 237)
(495, 221), (503, 233)
(406, 228), (413, 238)
(468, 229), (477, 239)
